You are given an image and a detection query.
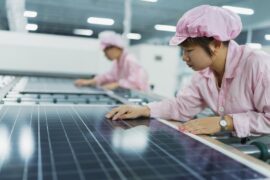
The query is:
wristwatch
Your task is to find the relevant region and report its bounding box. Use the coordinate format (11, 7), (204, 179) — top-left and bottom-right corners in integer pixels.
(219, 116), (228, 132)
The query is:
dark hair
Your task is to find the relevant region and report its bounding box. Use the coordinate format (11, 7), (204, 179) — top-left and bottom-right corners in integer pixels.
(180, 37), (229, 56)
(104, 45), (115, 51)
(104, 45), (122, 51)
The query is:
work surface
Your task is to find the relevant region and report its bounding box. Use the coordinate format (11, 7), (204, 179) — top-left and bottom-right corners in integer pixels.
(0, 76), (269, 180)
(0, 105), (269, 180)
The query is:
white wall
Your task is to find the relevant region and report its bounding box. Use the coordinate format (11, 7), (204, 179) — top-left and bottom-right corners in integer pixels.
(130, 44), (180, 97)
(0, 30), (111, 76)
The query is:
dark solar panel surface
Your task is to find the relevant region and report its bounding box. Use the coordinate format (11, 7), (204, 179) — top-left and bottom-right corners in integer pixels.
(0, 105), (267, 180)
(18, 77), (103, 94)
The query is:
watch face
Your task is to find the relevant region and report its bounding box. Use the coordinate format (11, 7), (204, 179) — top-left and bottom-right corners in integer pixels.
(220, 120), (227, 127)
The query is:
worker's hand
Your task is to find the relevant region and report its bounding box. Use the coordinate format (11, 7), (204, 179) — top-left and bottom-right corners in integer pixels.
(74, 79), (96, 87)
(106, 105), (150, 120)
(179, 117), (221, 135)
(102, 82), (119, 90)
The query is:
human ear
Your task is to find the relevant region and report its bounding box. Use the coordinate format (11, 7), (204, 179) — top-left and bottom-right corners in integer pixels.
(213, 40), (222, 48)
(209, 40), (222, 55)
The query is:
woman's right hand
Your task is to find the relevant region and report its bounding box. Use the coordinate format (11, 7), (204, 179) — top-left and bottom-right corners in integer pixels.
(74, 79), (96, 86)
(106, 105), (150, 120)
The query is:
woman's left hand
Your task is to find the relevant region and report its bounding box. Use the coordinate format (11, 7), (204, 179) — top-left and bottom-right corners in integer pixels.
(179, 117), (222, 135)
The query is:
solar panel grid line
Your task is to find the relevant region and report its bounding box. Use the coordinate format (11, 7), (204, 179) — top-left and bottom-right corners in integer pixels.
(76, 107), (159, 179)
(44, 124), (76, 176)
(126, 144), (197, 178)
(74, 107), (195, 180)
(114, 129), (200, 178)
(2, 108), (32, 180)
(66, 106), (115, 180)
(0, 105), (9, 123)
(55, 109), (86, 180)
(104, 117), (168, 180)
(61, 105), (268, 179)
(75, 106), (208, 178)
(94, 147), (158, 178)
(37, 106), (44, 180)
(0, 102), (269, 179)
(0, 107), (22, 172)
(43, 106), (58, 180)
(229, 170), (244, 180)
(119, 116), (268, 178)
(154, 122), (267, 179)
(118, 119), (204, 180)
(210, 169), (241, 180)
(56, 107), (123, 176)
(22, 106), (34, 180)
(157, 118), (270, 178)
(49, 112), (83, 179)
(70, 106), (129, 180)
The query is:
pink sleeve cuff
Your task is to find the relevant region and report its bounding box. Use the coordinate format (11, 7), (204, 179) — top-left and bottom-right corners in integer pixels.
(147, 102), (162, 118)
(118, 79), (133, 89)
(230, 113), (251, 137)
(94, 75), (103, 85)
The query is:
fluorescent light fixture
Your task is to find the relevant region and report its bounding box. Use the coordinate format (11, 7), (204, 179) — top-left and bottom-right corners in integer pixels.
(73, 29), (93, 36)
(265, 34), (270, 41)
(127, 33), (142, 40)
(246, 43), (262, 49)
(141, 0), (158, 2)
(87, 17), (114, 26)
(24, 10), (37, 18)
(154, 24), (176, 32)
(222, 6), (254, 15)
(25, 24), (38, 31)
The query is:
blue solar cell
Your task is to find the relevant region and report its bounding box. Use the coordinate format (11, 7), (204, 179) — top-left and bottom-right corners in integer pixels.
(0, 105), (268, 180)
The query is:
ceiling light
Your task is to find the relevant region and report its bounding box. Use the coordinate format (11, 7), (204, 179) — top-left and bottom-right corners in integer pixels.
(24, 11), (37, 18)
(222, 6), (254, 15)
(141, 0), (158, 2)
(154, 24), (176, 32)
(25, 24), (38, 31)
(73, 29), (93, 36)
(127, 33), (142, 40)
(265, 34), (270, 41)
(87, 17), (114, 26)
(246, 43), (262, 49)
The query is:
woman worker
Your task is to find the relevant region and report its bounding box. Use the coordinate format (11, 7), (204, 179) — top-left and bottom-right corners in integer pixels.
(75, 31), (149, 91)
(106, 5), (270, 138)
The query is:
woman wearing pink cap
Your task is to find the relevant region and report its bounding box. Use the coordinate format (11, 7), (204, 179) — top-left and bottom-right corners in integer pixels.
(106, 5), (270, 138)
(75, 31), (149, 91)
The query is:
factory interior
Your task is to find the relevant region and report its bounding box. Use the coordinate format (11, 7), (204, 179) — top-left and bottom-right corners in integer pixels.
(0, 0), (270, 179)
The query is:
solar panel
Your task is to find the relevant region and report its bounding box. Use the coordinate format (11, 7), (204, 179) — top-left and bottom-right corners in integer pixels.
(13, 77), (103, 94)
(0, 105), (268, 180)
(1, 92), (123, 105)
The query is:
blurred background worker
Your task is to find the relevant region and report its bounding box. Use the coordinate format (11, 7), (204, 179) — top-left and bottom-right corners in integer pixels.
(75, 31), (149, 91)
